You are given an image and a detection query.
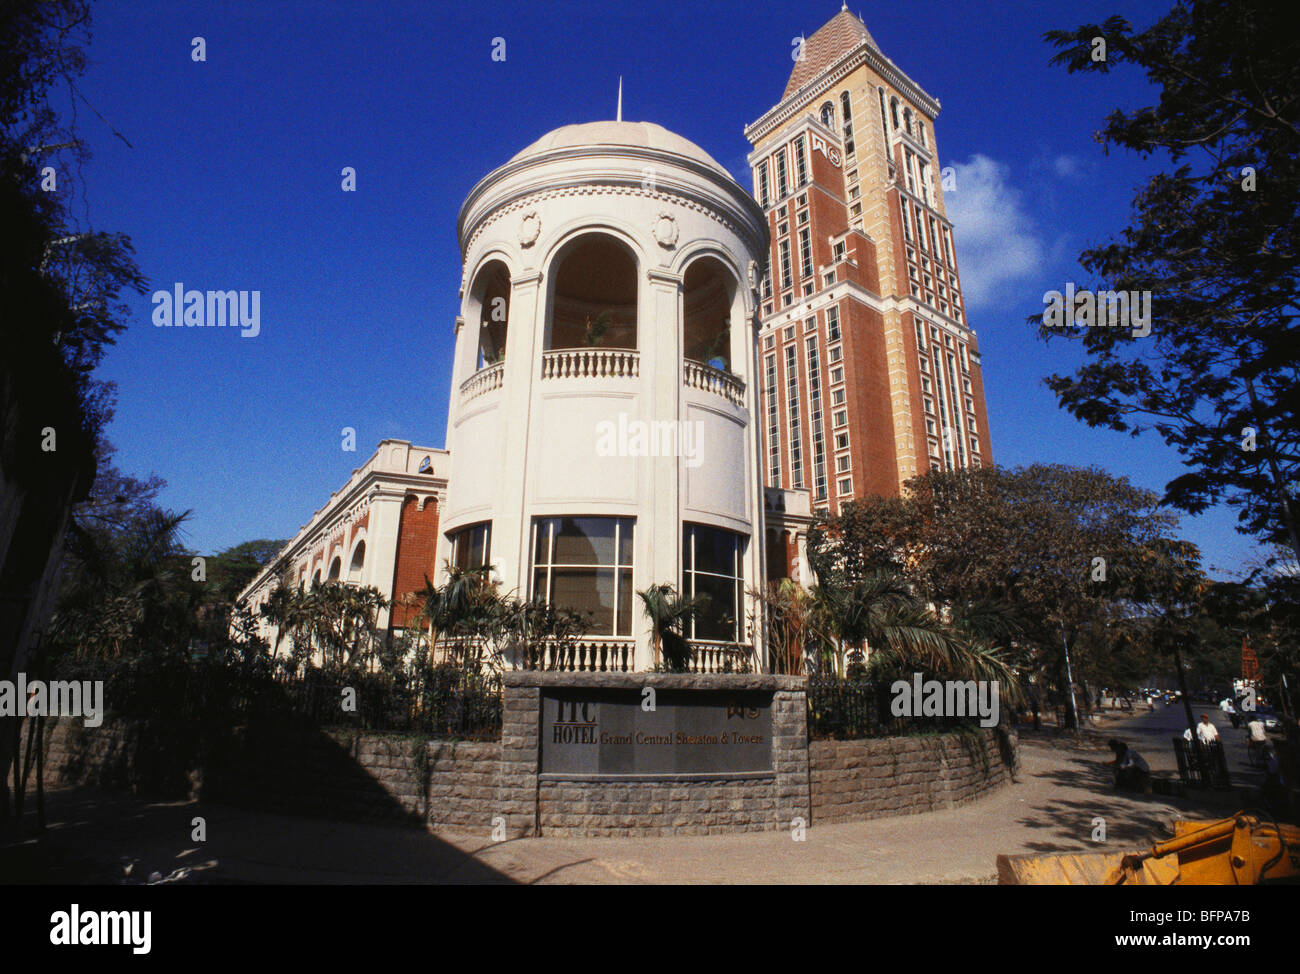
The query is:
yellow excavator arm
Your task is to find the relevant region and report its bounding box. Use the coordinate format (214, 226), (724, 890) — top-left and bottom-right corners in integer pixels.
(998, 813), (1300, 885)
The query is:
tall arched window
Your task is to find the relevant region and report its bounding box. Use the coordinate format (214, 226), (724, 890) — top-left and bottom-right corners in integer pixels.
(683, 257), (736, 372)
(890, 97), (900, 131)
(347, 541), (365, 584)
(548, 234), (638, 350)
(839, 91), (855, 155)
(327, 556), (341, 581)
(819, 101), (835, 130)
(904, 107), (913, 136)
(470, 259), (510, 369)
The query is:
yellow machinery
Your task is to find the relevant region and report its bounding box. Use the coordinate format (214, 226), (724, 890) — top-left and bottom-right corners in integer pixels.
(997, 813), (1300, 884)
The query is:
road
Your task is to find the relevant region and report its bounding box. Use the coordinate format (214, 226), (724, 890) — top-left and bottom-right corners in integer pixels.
(1108, 697), (1272, 790)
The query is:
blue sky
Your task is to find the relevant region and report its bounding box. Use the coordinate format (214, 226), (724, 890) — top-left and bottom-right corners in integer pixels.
(62, 0), (1259, 578)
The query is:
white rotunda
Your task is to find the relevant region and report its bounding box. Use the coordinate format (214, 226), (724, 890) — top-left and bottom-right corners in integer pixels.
(437, 120), (770, 672)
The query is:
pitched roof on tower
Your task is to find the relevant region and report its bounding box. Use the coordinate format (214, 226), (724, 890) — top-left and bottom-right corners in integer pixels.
(784, 8), (881, 100)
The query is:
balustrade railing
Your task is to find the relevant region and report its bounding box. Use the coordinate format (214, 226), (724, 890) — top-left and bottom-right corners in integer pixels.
(520, 638), (635, 672)
(459, 361), (505, 403)
(541, 348), (639, 380)
(687, 641), (754, 673)
(683, 359), (746, 406)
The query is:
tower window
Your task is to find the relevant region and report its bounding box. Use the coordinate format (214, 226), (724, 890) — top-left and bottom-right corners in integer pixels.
(794, 136), (808, 189)
(531, 517), (634, 637)
(820, 101), (835, 130)
(840, 91), (855, 156)
(449, 521), (492, 571)
(682, 524), (747, 643)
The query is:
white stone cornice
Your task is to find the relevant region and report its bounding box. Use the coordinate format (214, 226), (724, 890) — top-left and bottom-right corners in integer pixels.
(463, 180), (766, 266)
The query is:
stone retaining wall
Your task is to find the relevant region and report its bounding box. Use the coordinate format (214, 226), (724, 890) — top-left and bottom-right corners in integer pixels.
(39, 717), (501, 834)
(33, 681), (1017, 837)
(809, 727), (1017, 823)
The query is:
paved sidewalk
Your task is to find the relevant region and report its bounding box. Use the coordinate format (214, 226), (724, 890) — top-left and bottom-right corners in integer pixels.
(2, 735), (1235, 885)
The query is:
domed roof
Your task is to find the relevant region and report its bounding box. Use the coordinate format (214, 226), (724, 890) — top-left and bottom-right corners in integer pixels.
(508, 120), (731, 178)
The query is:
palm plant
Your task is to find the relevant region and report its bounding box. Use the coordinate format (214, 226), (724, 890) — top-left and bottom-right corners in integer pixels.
(814, 571), (1024, 701)
(637, 583), (709, 672)
(750, 578), (833, 675)
(583, 309), (611, 347)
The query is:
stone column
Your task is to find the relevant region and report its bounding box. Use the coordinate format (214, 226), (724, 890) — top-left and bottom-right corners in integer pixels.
(772, 681), (811, 830)
(641, 268), (684, 672)
(494, 270), (544, 598)
(367, 487), (407, 632)
(498, 677), (540, 837)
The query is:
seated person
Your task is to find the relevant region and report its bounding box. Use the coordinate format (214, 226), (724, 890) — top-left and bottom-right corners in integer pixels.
(1108, 739), (1150, 792)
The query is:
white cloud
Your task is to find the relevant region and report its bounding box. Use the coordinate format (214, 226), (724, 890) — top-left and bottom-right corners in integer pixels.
(1052, 154), (1084, 179)
(944, 154), (1045, 310)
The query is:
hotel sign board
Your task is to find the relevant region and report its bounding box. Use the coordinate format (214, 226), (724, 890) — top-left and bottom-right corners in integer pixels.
(540, 688), (774, 776)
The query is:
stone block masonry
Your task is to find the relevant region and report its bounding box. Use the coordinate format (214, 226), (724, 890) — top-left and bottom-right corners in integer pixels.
(505, 671), (809, 838)
(39, 717), (502, 835)
(809, 727), (1017, 823)
(34, 676), (1016, 838)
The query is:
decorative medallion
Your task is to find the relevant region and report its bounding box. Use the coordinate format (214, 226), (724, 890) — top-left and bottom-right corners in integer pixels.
(518, 212), (541, 247)
(652, 213), (678, 248)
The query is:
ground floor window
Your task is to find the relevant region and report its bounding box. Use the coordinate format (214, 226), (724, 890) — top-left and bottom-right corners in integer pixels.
(531, 516), (634, 636)
(448, 521), (492, 571)
(683, 523), (746, 642)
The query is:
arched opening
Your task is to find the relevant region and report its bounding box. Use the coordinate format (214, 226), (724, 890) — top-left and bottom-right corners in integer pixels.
(890, 96), (900, 131)
(819, 101), (835, 129)
(348, 541), (365, 584)
(328, 556), (341, 581)
(470, 259), (510, 369)
(548, 233), (637, 350)
(683, 256), (735, 373)
(312, 569), (322, 589)
(903, 107), (913, 136)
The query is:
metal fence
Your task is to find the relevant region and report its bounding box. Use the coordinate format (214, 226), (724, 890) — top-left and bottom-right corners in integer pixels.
(807, 679), (983, 740)
(1172, 737), (1232, 790)
(48, 658), (503, 740)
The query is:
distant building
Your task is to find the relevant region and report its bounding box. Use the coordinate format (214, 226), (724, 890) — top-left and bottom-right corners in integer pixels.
(745, 7), (994, 515)
(238, 440), (447, 646)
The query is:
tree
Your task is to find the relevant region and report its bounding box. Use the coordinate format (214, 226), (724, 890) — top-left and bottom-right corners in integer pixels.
(814, 465), (1190, 728)
(1038, 1), (1300, 563)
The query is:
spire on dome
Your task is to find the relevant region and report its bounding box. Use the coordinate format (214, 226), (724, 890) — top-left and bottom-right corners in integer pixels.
(784, 8), (881, 100)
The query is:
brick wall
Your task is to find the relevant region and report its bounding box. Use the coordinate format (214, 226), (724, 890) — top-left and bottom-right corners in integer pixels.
(809, 727), (1017, 823)
(389, 495), (441, 628)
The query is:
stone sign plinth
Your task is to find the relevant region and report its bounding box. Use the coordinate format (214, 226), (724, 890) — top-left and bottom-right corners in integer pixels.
(501, 671), (808, 837)
(540, 687), (774, 776)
